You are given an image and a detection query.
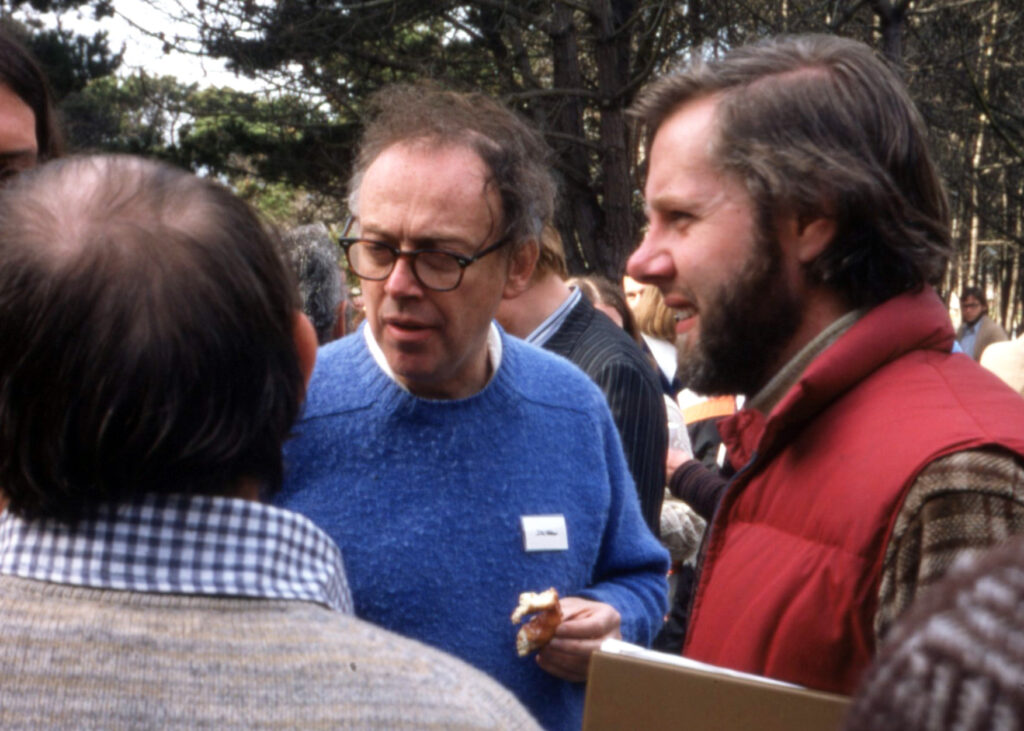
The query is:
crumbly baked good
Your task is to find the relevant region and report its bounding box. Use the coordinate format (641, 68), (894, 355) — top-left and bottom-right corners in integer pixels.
(511, 588), (563, 657)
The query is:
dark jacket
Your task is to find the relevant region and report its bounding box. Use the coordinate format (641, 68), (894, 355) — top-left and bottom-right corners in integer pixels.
(544, 296), (667, 533)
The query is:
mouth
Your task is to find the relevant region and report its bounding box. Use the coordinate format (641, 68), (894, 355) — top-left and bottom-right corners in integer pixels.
(666, 298), (698, 336)
(382, 317), (436, 344)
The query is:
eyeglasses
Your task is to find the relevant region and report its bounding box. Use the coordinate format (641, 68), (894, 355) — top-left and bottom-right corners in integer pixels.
(339, 236), (510, 292)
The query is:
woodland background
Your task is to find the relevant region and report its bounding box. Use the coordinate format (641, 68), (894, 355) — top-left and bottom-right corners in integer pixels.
(4, 0), (1022, 330)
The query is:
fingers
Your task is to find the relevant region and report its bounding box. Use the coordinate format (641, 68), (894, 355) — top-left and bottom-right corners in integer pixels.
(554, 598), (621, 639)
(553, 613), (618, 639)
(535, 639), (596, 683)
(533, 599), (622, 682)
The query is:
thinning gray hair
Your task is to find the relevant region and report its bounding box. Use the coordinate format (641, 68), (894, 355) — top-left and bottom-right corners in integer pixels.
(282, 223), (346, 344)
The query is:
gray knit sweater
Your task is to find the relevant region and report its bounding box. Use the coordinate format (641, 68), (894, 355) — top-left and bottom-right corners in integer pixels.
(0, 575), (539, 729)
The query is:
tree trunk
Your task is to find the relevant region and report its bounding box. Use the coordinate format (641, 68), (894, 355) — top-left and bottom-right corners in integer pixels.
(966, 0), (1001, 285)
(868, 0), (906, 68)
(548, 2), (602, 275)
(589, 0), (638, 279)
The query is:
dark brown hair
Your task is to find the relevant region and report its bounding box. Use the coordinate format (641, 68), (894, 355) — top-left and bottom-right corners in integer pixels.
(633, 34), (951, 309)
(960, 285), (987, 310)
(0, 155), (302, 523)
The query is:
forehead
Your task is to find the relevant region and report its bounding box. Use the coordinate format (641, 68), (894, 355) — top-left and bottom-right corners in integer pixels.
(644, 95), (741, 206)
(357, 141), (500, 238)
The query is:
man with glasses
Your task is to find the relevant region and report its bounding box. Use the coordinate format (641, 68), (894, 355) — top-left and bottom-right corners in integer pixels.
(275, 84), (668, 731)
(956, 286), (1008, 361)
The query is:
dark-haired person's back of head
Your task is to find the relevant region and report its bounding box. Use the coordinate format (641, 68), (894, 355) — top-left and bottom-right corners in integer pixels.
(0, 154), (540, 729)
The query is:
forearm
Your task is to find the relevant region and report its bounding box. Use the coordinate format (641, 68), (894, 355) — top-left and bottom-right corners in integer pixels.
(875, 448), (1024, 641)
(668, 460), (728, 521)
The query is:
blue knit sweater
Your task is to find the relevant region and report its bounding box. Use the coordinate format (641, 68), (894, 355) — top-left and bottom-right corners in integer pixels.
(276, 326), (669, 731)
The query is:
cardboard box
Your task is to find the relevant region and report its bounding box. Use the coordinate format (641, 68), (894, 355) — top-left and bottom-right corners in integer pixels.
(583, 641), (850, 731)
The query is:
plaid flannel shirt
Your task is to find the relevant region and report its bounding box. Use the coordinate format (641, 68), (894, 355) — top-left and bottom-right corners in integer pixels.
(0, 493), (352, 613)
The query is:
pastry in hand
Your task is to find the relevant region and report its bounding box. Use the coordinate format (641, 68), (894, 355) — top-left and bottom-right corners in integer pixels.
(511, 588), (563, 657)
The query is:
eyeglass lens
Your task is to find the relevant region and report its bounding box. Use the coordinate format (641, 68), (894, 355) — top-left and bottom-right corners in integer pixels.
(347, 241), (464, 290)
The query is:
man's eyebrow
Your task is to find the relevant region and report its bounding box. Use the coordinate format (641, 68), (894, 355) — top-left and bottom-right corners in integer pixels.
(360, 226), (472, 250)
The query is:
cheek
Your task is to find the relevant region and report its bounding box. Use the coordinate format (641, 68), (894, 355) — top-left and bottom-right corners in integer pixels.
(360, 281), (385, 312)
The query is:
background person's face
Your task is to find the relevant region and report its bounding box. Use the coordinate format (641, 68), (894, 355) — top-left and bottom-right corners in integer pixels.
(961, 297), (984, 326)
(622, 275), (644, 311)
(0, 83), (37, 182)
(356, 142), (512, 400)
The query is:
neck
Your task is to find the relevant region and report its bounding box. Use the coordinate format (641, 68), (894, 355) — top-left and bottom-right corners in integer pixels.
(497, 272), (571, 338)
(762, 286), (850, 389)
(233, 478), (263, 503)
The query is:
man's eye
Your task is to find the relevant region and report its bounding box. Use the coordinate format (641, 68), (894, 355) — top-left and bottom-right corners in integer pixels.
(419, 252), (461, 274)
(363, 243), (395, 264)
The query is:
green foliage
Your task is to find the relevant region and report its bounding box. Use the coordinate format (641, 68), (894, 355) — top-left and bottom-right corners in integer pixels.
(185, 1), (694, 277)
(61, 73), (192, 157)
(59, 71), (345, 223)
(26, 27), (121, 96)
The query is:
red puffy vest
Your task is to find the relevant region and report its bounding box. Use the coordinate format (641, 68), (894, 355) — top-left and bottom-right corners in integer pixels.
(683, 289), (1024, 694)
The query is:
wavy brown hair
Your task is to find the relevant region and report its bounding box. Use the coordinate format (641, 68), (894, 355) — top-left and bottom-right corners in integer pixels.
(0, 27), (63, 161)
(632, 35), (951, 309)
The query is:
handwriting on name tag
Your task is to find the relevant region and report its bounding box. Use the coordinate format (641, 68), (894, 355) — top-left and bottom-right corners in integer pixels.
(521, 515), (569, 552)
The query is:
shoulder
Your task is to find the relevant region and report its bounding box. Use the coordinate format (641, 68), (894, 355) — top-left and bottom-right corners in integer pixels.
(978, 315), (1009, 341)
(877, 448), (1024, 638)
(550, 305), (659, 384)
(500, 332), (611, 413)
(310, 611), (540, 728)
(302, 330), (387, 418)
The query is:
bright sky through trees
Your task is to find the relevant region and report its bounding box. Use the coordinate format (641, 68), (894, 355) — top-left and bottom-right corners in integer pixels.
(50, 0), (262, 90)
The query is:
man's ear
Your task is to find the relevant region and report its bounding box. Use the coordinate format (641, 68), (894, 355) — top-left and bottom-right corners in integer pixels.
(502, 239), (540, 299)
(778, 213), (836, 265)
(292, 311), (318, 390)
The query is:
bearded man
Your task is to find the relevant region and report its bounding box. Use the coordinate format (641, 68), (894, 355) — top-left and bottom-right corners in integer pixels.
(627, 34), (1024, 695)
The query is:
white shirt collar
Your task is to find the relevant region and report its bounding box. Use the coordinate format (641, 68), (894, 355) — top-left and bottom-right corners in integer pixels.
(363, 321), (503, 395)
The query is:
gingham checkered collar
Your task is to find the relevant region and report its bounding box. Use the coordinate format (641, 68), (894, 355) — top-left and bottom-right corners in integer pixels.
(0, 494), (352, 613)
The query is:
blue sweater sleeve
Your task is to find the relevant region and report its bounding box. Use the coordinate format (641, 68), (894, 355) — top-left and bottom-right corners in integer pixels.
(575, 399), (670, 645)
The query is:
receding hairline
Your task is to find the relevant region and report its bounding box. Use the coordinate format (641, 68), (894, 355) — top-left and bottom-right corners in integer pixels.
(349, 134), (501, 215)
(348, 137), (511, 248)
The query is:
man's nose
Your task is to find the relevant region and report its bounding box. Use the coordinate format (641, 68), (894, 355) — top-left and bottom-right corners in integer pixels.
(626, 230), (675, 284)
(384, 255), (424, 297)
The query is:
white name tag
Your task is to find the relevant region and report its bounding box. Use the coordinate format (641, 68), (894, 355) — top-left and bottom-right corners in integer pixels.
(521, 515), (569, 552)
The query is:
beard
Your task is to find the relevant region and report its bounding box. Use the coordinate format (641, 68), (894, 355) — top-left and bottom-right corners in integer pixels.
(675, 232), (802, 397)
